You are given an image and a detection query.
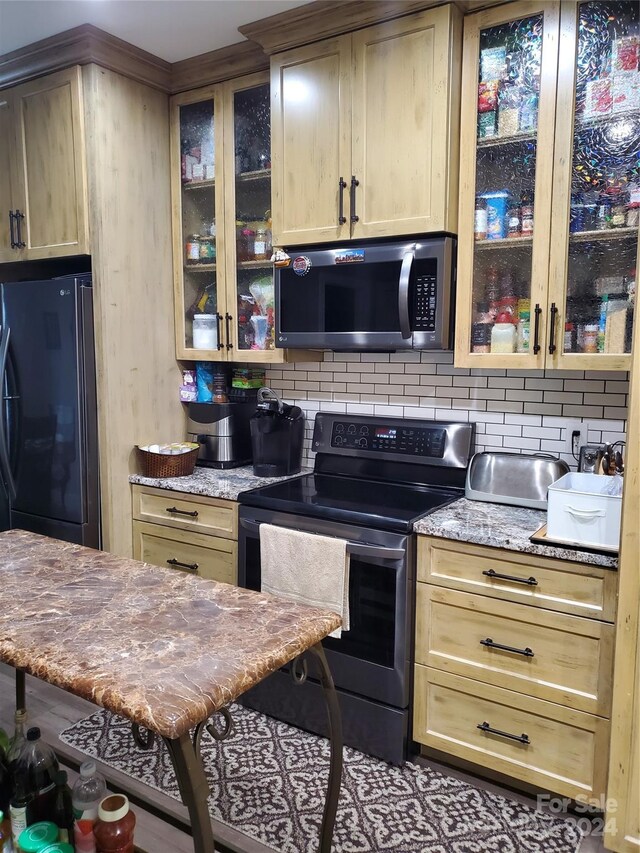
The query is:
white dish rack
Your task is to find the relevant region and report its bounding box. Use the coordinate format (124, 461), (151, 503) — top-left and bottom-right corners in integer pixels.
(547, 472), (622, 552)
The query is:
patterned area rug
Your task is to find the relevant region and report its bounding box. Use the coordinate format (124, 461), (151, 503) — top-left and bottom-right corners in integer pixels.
(60, 704), (583, 853)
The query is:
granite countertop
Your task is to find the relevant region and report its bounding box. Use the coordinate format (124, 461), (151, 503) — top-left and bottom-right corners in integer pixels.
(413, 498), (618, 569)
(0, 530), (340, 739)
(129, 465), (310, 502)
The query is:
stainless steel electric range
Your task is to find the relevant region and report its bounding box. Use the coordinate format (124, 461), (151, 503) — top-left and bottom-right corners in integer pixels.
(238, 412), (474, 765)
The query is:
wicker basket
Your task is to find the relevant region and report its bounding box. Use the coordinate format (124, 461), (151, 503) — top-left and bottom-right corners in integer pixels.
(136, 445), (199, 478)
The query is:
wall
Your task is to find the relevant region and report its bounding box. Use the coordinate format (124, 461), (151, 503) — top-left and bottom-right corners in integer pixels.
(265, 352), (629, 468)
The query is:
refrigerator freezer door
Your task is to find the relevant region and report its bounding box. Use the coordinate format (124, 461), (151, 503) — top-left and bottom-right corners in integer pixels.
(2, 278), (90, 526)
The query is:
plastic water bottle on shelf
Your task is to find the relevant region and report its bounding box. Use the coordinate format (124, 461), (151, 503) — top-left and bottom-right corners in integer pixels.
(72, 761), (107, 853)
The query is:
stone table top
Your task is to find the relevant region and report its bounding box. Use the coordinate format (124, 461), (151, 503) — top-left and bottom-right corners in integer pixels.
(413, 498), (618, 569)
(0, 530), (340, 739)
(129, 465), (311, 502)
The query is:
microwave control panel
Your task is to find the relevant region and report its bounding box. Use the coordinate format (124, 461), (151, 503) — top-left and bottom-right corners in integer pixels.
(413, 273), (437, 331)
(330, 421), (445, 457)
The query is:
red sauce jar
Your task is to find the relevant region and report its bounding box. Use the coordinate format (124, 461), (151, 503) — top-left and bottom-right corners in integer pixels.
(94, 795), (136, 853)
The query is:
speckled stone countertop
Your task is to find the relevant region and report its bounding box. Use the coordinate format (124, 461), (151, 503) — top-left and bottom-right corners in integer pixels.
(413, 498), (618, 569)
(129, 465), (310, 501)
(0, 530), (340, 739)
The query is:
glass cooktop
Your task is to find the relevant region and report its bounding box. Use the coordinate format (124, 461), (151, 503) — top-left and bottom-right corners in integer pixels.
(239, 473), (462, 533)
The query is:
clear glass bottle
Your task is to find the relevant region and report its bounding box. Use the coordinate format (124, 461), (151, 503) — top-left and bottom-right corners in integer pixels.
(72, 761), (107, 853)
(490, 312), (517, 353)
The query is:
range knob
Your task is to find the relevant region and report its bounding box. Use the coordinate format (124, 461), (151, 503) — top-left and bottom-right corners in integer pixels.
(360, 426), (369, 435)
(357, 437), (368, 448)
(336, 423), (344, 433)
(347, 424), (356, 434)
(334, 435), (344, 446)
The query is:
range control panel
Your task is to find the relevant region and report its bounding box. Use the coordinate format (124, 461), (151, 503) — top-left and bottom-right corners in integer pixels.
(413, 273), (437, 331)
(330, 421), (446, 458)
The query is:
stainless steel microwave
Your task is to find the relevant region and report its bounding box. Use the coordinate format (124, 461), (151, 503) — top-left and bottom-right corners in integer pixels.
(275, 237), (455, 351)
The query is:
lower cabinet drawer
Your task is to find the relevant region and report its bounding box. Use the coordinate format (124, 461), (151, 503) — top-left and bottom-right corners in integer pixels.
(416, 584), (614, 717)
(414, 665), (610, 802)
(132, 485), (237, 539)
(132, 521), (237, 585)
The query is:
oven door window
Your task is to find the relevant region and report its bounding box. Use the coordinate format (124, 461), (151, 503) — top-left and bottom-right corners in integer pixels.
(243, 537), (398, 668)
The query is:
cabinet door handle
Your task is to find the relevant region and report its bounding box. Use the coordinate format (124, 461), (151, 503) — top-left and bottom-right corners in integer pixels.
(548, 302), (558, 354)
(338, 177), (347, 224)
(480, 637), (534, 657)
(532, 303), (542, 354)
(477, 721), (530, 745)
(350, 175), (360, 223)
(482, 568), (538, 586)
(167, 557), (199, 572)
(14, 210), (25, 249)
(8, 211), (16, 248)
(225, 313), (233, 350)
(215, 313), (223, 350)
(165, 506), (199, 518)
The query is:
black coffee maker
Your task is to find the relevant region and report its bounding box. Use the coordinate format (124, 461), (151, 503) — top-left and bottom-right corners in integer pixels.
(250, 388), (305, 477)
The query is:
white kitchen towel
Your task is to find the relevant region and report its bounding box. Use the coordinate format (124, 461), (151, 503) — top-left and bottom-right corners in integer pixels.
(259, 524), (349, 639)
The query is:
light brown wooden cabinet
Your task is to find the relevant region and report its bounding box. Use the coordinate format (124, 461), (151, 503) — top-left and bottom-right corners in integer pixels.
(455, 0), (639, 371)
(0, 67), (89, 262)
(170, 72), (314, 365)
(414, 535), (615, 802)
(132, 485), (238, 585)
(270, 5), (461, 246)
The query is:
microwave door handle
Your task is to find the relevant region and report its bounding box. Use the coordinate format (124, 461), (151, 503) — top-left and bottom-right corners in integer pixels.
(398, 251), (414, 339)
(239, 519), (404, 561)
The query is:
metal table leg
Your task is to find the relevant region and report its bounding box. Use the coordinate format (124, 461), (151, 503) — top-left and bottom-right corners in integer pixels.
(164, 732), (216, 853)
(305, 643), (343, 853)
(15, 668), (25, 712)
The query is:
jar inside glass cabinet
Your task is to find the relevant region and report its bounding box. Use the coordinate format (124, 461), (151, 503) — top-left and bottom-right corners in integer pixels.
(469, 14), (543, 355)
(562, 0), (638, 355)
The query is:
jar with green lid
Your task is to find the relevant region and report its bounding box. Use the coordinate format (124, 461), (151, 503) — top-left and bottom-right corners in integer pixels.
(40, 845), (74, 853)
(18, 821), (58, 851)
(198, 236), (216, 262)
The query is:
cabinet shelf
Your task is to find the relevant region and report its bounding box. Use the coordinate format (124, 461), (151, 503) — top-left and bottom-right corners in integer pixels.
(237, 169), (271, 183)
(476, 131), (536, 149)
(475, 235), (533, 250)
(182, 179), (215, 191)
(569, 227), (639, 244)
(575, 108), (640, 131)
(237, 259), (272, 269)
(184, 263), (216, 272)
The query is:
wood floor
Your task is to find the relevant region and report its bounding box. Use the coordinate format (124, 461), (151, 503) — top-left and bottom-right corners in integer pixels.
(0, 662), (606, 853)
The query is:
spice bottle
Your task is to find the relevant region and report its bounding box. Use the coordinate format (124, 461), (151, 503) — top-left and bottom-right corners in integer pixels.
(185, 235), (200, 262)
(564, 322), (576, 353)
(490, 311), (517, 353)
(94, 795), (135, 853)
(516, 311), (530, 353)
(520, 193), (534, 236)
(474, 197), (488, 241)
(507, 201), (522, 238)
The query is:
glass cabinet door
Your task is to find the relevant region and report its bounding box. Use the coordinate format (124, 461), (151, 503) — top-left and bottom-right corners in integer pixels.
(223, 75), (274, 360)
(550, 1), (639, 367)
(455, 4), (559, 367)
(172, 94), (223, 358)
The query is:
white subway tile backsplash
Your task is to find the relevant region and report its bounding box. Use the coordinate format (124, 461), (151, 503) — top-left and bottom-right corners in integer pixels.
(265, 356), (628, 464)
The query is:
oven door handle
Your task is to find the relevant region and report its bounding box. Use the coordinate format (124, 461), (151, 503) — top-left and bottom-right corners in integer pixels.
(239, 518), (405, 561)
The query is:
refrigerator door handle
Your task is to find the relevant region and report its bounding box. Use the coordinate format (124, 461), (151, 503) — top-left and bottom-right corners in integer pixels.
(0, 326), (16, 499)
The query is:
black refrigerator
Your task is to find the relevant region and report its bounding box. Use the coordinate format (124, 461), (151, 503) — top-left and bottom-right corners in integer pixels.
(0, 274), (100, 547)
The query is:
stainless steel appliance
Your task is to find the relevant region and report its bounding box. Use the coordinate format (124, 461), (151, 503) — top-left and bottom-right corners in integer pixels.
(249, 388), (304, 477)
(465, 451), (569, 510)
(0, 274), (99, 547)
(187, 398), (254, 469)
(275, 236), (455, 351)
(238, 413), (474, 764)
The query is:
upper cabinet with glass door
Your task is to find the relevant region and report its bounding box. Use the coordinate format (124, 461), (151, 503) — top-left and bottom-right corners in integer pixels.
(455, 2), (560, 368)
(171, 90), (223, 360)
(223, 73), (276, 361)
(548, 0), (639, 369)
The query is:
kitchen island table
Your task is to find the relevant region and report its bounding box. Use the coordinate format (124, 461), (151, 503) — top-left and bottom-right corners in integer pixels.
(0, 529), (343, 853)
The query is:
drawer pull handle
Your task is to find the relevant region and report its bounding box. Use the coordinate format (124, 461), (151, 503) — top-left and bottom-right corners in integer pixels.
(166, 506), (199, 518)
(167, 558), (199, 572)
(477, 721), (530, 745)
(482, 569), (538, 586)
(480, 637), (534, 657)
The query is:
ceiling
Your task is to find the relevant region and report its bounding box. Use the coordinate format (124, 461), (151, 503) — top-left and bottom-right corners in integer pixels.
(0, 0), (312, 63)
